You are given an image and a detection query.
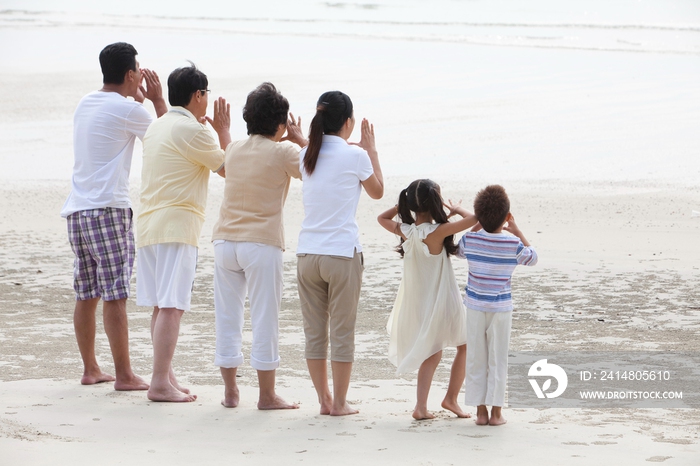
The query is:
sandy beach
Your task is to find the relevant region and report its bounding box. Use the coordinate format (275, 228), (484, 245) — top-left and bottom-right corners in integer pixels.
(1, 178), (699, 465)
(1, 1), (700, 464)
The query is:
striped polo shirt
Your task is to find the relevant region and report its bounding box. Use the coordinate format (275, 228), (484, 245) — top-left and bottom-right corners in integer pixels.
(456, 230), (538, 312)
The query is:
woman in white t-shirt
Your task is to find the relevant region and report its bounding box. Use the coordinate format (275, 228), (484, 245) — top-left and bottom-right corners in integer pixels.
(296, 91), (384, 416)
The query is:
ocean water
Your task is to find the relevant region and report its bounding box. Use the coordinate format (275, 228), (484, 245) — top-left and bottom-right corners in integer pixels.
(1, 0), (699, 183)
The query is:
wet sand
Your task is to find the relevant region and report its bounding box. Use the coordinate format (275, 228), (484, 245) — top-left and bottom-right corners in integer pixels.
(0, 178), (698, 465)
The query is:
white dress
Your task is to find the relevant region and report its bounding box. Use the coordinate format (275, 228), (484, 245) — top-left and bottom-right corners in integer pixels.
(387, 223), (467, 375)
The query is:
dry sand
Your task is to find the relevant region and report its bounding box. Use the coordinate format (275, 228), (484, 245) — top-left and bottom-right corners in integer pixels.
(0, 177), (698, 465)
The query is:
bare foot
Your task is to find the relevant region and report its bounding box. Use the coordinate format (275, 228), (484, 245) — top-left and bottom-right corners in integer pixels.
(258, 394), (299, 410)
(489, 415), (507, 426)
(475, 406), (489, 425)
(114, 374), (150, 391)
(221, 386), (240, 408)
(330, 402), (359, 416)
(148, 384), (197, 402)
(412, 408), (436, 420)
(81, 371), (116, 385)
(170, 372), (190, 394)
(441, 399), (472, 418)
(319, 394), (333, 415)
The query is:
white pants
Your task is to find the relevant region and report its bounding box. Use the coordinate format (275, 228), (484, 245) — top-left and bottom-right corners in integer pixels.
(465, 308), (512, 407)
(136, 243), (197, 311)
(214, 241), (283, 371)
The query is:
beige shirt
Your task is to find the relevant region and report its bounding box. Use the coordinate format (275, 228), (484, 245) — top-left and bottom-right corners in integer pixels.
(137, 107), (224, 248)
(212, 135), (301, 250)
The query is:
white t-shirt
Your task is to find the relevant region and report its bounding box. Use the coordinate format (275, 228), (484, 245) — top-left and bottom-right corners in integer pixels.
(296, 135), (374, 258)
(60, 91), (153, 217)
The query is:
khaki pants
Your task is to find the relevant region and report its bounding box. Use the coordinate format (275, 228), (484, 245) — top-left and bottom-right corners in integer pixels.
(297, 252), (364, 362)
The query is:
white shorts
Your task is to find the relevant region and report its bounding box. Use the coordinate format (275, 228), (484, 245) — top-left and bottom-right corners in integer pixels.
(136, 243), (198, 311)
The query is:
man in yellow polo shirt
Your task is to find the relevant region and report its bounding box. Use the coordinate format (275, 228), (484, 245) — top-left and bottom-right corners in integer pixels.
(136, 64), (231, 402)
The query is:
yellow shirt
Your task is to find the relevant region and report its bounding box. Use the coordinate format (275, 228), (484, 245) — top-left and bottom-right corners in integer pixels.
(137, 107), (224, 248)
(212, 135), (301, 250)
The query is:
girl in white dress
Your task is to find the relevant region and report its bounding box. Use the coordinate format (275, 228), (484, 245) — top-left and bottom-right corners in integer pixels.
(378, 179), (477, 420)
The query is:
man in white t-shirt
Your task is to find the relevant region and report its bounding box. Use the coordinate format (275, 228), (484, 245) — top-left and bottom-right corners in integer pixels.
(60, 42), (167, 390)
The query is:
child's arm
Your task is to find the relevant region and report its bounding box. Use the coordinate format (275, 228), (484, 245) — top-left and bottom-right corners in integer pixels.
(432, 200), (478, 239)
(503, 214), (530, 246)
(377, 206), (407, 239)
(504, 215), (538, 266)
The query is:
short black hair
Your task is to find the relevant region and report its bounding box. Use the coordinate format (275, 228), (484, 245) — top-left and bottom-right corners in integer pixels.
(242, 83), (289, 137)
(99, 42), (138, 85)
(167, 63), (208, 107)
(474, 185), (510, 233)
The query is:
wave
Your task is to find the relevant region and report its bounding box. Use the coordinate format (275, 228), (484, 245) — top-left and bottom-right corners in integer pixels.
(3, 8), (699, 32)
(2, 9), (699, 55)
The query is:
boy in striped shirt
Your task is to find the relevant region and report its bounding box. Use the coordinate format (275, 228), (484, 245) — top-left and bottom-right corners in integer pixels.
(456, 185), (537, 425)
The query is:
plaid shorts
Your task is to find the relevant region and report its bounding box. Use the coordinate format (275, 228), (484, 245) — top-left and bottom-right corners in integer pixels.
(67, 207), (135, 301)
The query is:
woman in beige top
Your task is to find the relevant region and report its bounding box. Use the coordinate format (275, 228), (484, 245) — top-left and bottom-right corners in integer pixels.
(212, 82), (306, 409)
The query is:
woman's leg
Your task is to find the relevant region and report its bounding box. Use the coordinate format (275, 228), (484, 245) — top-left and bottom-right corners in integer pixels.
(414, 351), (442, 420)
(326, 252), (363, 416)
(298, 254), (332, 414)
(307, 358), (333, 414)
(242, 243), (297, 409)
(214, 241), (246, 407)
(330, 361), (358, 416)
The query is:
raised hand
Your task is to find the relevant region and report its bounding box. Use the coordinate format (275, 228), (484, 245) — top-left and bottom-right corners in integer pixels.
(445, 198), (463, 218)
(281, 112), (307, 147)
(204, 97), (231, 135)
(353, 118), (376, 155)
(204, 97), (232, 151)
(139, 69), (167, 116)
(502, 213), (519, 235)
(139, 69), (163, 102)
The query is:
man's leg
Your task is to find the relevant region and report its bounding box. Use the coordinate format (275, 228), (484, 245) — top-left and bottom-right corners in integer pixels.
(74, 297), (115, 385)
(150, 307), (189, 394)
(103, 298), (148, 390)
(148, 307), (195, 402)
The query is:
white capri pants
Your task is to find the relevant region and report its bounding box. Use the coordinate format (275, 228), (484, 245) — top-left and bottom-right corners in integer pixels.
(465, 308), (512, 407)
(214, 240), (283, 371)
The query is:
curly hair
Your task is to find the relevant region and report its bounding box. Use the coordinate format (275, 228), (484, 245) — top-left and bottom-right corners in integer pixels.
(394, 179), (458, 257)
(242, 82), (290, 137)
(473, 185), (510, 233)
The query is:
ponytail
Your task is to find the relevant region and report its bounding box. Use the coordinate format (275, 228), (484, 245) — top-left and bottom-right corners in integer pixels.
(303, 106), (325, 176)
(395, 188), (415, 258)
(394, 179), (458, 257)
(302, 91), (354, 176)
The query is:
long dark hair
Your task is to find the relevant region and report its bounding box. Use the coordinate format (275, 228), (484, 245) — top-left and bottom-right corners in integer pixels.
(303, 91), (353, 176)
(395, 179), (458, 257)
